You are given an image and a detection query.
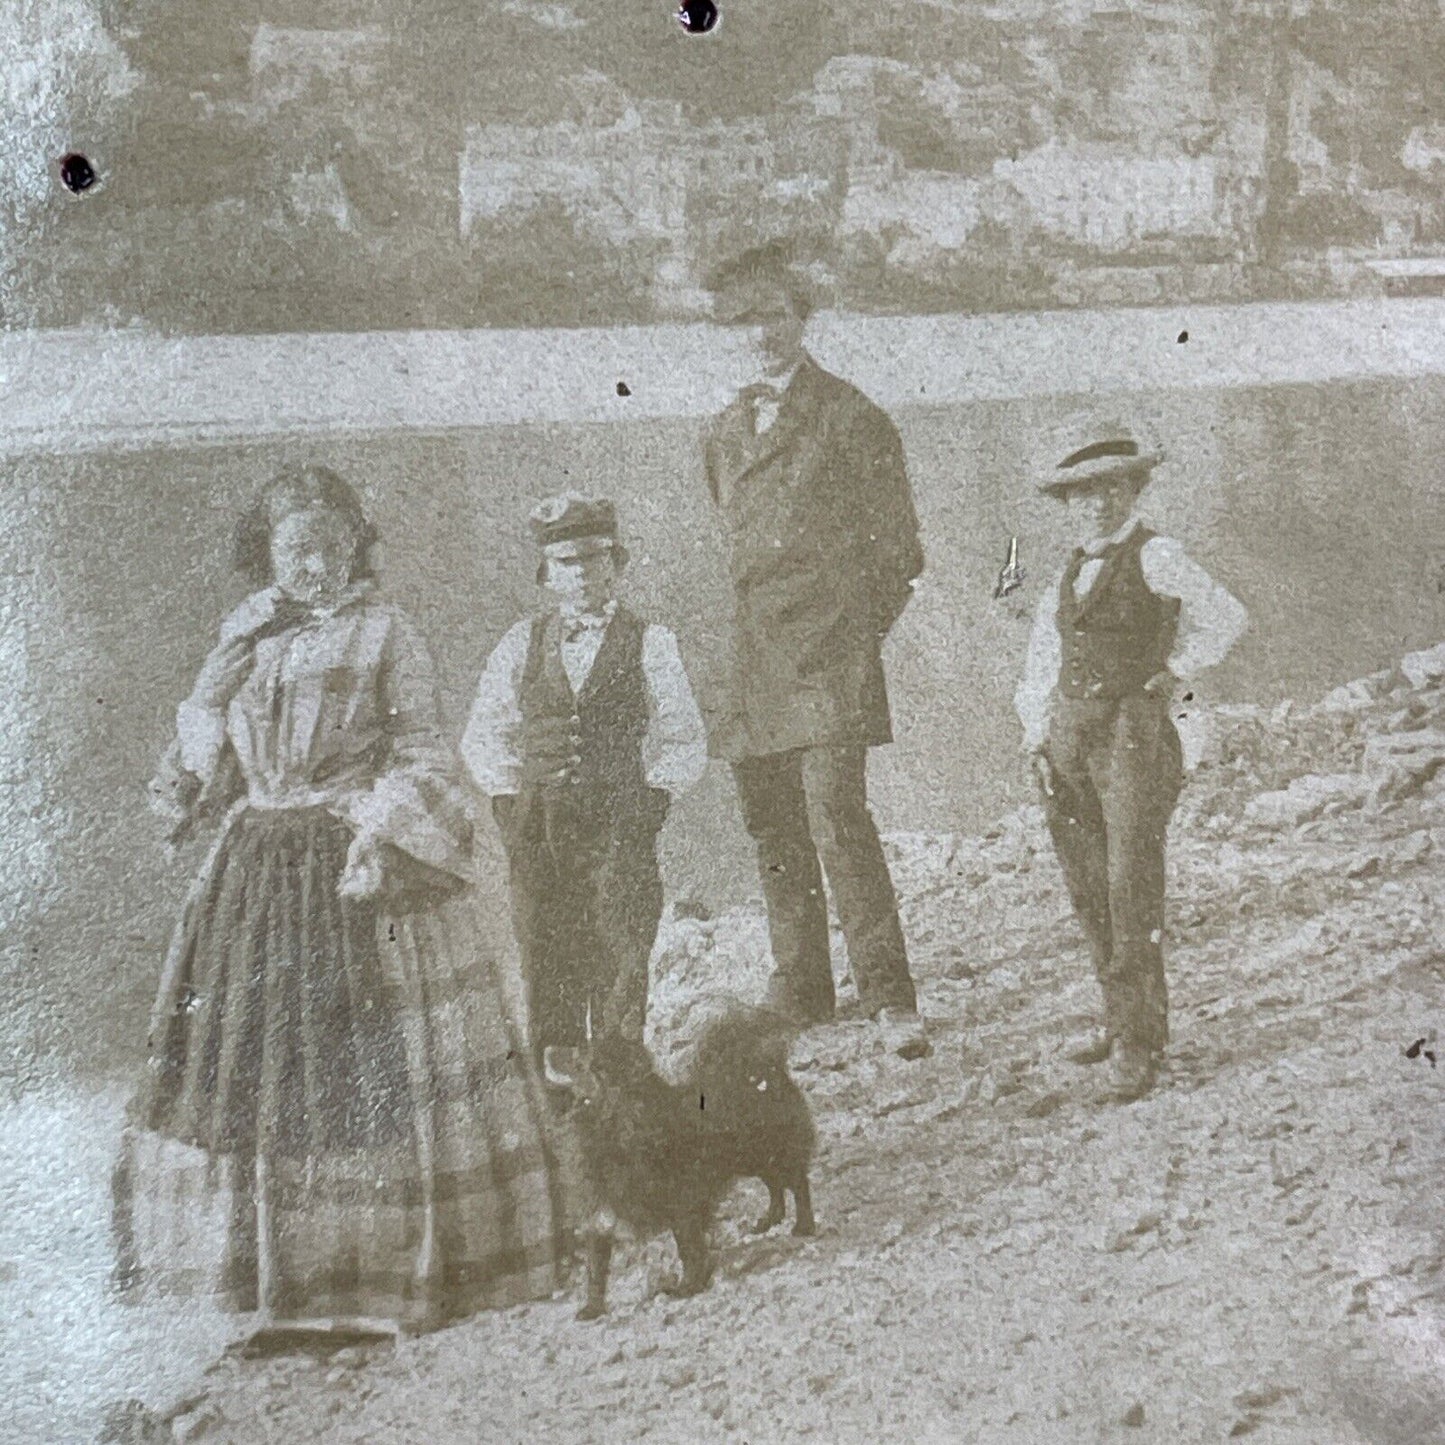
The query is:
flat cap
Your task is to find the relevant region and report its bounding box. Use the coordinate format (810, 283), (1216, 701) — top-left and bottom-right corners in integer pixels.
(528, 493), (620, 549)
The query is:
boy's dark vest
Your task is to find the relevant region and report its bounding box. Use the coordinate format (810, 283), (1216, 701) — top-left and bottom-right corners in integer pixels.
(1056, 526), (1180, 702)
(517, 607), (649, 802)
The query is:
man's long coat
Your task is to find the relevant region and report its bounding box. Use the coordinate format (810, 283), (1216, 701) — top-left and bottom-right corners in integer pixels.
(703, 357), (924, 762)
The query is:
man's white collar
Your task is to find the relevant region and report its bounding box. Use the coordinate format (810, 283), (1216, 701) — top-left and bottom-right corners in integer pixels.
(1084, 515), (1143, 557)
(559, 598), (618, 629)
(745, 360), (802, 398)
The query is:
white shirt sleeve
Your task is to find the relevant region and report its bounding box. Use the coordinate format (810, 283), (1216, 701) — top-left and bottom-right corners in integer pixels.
(459, 621), (531, 796)
(175, 699), (228, 779)
(640, 624), (708, 796)
(1013, 574), (1062, 752)
(1141, 536), (1248, 680)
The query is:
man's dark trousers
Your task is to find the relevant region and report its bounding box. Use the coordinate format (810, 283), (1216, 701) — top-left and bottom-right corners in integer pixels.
(733, 745), (915, 1022)
(1040, 692), (1181, 1053)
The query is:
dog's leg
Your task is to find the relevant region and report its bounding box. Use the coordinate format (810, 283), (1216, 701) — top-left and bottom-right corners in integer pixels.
(576, 1232), (613, 1321)
(663, 1214), (713, 1299)
(750, 1180), (786, 1234)
(791, 1173), (817, 1237)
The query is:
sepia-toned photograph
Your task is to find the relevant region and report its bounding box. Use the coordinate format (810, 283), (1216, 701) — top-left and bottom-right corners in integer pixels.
(2, 2), (1444, 1441)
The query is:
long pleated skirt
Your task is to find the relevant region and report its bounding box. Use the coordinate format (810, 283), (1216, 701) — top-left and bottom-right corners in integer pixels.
(111, 805), (569, 1331)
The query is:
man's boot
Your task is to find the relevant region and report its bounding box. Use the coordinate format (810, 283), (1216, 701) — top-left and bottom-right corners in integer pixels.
(1107, 1038), (1157, 1102)
(877, 1006), (931, 1061)
(1064, 1027), (1112, 1065)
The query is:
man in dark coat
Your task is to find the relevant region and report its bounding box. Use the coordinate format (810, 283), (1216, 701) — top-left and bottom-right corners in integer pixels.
(702, 242), (928, 1059)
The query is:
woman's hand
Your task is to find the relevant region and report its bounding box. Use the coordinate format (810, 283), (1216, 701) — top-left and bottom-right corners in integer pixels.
(1027, 747), (1056, 798)
(338, 835), (386, 900)
(148, 756), (201, 823)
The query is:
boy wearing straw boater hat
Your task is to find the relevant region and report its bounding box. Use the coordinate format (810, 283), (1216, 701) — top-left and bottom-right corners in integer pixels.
(1015, 430), (1247, 1101)
(461, 494), (707, 1062)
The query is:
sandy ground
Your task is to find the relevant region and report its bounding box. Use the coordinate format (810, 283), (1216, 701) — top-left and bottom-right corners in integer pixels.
(113, 650), (1445, 1444)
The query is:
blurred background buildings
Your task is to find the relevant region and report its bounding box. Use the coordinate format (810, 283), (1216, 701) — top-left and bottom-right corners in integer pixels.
(14, 0), (1445, 330)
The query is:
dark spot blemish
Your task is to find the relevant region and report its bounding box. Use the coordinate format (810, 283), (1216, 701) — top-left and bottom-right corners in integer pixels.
(1182, 691), (1194, 702)
(676, 0), (719, 34)
(59, 153), (96, 193)
(1177, 330), (1189, 343)
(615, 381), (631, 397)
(1405, 1038), (1437, 1067)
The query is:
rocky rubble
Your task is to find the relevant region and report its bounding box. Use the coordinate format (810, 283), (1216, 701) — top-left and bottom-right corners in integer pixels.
(127, 642), (1445, 1444)
(1185, 640), (1445, 831)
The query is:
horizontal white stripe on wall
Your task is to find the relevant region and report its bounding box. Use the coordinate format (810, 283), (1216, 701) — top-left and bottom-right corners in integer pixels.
(3, 298), (1444, 454)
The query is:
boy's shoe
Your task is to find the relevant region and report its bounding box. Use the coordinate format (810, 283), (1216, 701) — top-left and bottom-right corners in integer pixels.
(1064, 1028), (1112, 1065)
(1107, 1040), (1157, 1103)
(877, 1007), (931, 1061)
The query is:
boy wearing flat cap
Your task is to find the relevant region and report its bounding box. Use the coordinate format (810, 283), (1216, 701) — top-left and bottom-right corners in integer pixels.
(1015, 433), (1247, 1101)
(461, 494), (707, 1060)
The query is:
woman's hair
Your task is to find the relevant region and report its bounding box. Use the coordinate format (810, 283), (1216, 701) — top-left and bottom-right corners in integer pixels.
(232, 464), (380, 587)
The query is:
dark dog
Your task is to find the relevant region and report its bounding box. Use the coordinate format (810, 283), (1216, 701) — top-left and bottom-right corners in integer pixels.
(544, 1005), (817, 1320)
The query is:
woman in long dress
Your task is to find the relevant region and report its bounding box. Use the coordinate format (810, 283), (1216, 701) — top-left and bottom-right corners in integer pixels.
(112, 464), (568, 1344)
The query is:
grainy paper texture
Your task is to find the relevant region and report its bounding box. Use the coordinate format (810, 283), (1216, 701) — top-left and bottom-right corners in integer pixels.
(3, 3), (1444, 1441)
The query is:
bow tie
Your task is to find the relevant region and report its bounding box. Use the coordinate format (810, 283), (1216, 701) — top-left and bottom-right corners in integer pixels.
(739, 381), (785, 407)
(247, 595), (340, 641)
(561, 614), (608, 642)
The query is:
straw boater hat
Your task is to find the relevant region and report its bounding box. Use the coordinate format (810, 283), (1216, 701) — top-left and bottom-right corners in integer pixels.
(529, 493), (630, 579)
(1039, 433), (1165, 499)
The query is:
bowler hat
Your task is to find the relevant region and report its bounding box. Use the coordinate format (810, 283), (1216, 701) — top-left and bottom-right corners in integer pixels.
(1039, 435), (1164, 498)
